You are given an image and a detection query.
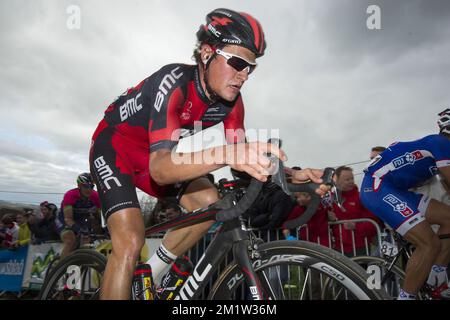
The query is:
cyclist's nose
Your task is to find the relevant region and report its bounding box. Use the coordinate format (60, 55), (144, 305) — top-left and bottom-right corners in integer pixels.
(236, 68), (249, 82)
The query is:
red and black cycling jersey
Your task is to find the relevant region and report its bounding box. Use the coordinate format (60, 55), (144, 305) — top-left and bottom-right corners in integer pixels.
(93, 63), (245, 152)
(90, 64), (246, 220)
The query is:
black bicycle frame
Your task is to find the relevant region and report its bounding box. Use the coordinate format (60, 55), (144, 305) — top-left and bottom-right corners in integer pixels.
(143, 164), (336, 300)
(148, 216), (265, 300)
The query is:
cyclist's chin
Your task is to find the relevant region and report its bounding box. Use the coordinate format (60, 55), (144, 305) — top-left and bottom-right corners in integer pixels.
(218, 90), (238, 102)
(81, 189), (92, 197)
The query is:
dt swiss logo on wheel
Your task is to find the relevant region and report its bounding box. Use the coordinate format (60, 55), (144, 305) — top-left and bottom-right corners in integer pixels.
(383, 194), (414, 217)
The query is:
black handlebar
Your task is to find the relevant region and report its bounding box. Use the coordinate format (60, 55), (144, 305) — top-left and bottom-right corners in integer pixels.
(215, 147), (336, 227)
(215, 178), (263, 222)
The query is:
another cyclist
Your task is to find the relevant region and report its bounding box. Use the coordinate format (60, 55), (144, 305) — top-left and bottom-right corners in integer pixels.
(90, 8), (329, 300)
(361, 108), (450, 300)
(56, 173), (102, 259)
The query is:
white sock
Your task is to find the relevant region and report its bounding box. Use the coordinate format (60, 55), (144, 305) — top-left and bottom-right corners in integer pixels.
(146, 244), (178, 287)
(426, 265), (448, 287)
(397, 288), (416, 300)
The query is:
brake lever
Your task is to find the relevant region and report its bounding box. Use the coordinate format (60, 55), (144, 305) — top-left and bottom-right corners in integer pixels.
(266, 138), (293, 196)
(331, 184), (346, 212)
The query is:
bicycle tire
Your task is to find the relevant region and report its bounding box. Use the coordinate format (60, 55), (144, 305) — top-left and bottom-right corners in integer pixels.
(39, 249), (107, 300)
(208, 240), (390, 300)
(38, 254), (61, 292)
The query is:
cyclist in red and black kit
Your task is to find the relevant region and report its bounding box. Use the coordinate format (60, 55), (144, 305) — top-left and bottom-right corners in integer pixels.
(90, 8), (330, 300)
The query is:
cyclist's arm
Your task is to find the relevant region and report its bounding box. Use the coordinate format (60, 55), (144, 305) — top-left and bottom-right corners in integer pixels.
(63, 205), (76, 228)
(150, 148), (224, 185)
(439, 166), (450, 194)
(150, 142), (285, 185)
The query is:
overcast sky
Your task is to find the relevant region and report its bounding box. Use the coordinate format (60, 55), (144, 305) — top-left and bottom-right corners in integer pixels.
(1, 0), (449, 206)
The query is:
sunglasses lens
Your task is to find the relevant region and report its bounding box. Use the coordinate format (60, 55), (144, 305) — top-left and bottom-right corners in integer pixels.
(228, 57), (255, 74)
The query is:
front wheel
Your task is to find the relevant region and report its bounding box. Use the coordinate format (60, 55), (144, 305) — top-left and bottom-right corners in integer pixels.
(209, 240), (390, 300)
(38, 249), (107, 300)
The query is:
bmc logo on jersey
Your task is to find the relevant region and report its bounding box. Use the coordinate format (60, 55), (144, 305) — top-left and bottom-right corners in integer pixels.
(154, 67), (183, 112)
(119, 92), (142, 121)
(93, 156), (122, 190)
(383, 194), (414, 217)
(392, 150), (424, 169)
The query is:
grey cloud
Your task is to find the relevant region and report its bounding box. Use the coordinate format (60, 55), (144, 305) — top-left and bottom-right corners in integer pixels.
(308, 0), (450, 68)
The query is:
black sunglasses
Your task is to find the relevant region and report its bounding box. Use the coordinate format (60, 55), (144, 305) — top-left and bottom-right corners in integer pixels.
(215, 48), (257, 74)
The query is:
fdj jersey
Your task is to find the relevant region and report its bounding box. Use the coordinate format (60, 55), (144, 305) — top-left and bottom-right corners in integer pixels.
(59, 188), (101, 226)
(90, 64), (246, 221)
(361, 134), (450, 236)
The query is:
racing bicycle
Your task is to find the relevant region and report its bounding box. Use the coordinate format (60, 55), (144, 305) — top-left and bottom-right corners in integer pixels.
(39, 155), (389, 300)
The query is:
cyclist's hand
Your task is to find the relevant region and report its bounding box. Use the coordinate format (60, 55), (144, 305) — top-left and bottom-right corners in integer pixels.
(285, 167), (330, 197)
(225, 142), (287, 182)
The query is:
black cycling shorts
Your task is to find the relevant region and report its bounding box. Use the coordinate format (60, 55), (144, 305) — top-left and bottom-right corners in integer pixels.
(90, 124), (195, 222)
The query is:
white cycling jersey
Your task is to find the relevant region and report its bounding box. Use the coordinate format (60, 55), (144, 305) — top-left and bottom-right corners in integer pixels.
(412, 174), (450, 233)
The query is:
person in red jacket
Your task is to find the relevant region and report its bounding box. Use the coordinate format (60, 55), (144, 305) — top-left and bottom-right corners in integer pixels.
(284, 192), (333, 248)
(329, 166), (382, 257)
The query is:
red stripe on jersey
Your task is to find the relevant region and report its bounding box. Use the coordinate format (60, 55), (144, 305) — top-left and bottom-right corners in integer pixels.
(115, 122), (149, 150)
(223, 95), (246, 144)
(92, 119), (109, 141)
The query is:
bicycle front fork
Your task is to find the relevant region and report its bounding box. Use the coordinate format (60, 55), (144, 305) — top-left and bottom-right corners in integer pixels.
(233, 240), (267, 300)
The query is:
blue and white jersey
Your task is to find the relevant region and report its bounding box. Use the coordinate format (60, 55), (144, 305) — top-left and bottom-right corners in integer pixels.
(364, 134), (450, 191)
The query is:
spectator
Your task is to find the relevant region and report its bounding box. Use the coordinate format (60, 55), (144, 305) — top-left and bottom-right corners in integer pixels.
(370, 146), (386, 160)
(329, 166), (381, 257)
(0, 220), (5, 247)
(151, 200), (183, 225)
(12, 212), (31, 247)
(285, 192), (333, 247)
(230, 166), (296, 240)
(28, 202), (60, 244)
(245, 182), (296, 241)
(0, 214), (19, 249)
(282, 190), (332, 299)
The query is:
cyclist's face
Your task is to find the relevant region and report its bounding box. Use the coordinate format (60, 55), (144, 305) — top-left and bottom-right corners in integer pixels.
(80, 185), (93, 198)
(336, 170), (355, 192)
(206, 45), (256, 102)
